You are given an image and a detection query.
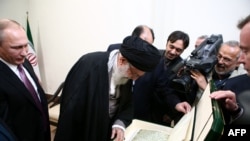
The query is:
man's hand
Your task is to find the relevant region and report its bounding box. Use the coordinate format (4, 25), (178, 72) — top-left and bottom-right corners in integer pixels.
(111, 127), (124, 141)
(175, 101), (191, 114)
(210, 90), (238, 111)
(190, 70), (207, 90)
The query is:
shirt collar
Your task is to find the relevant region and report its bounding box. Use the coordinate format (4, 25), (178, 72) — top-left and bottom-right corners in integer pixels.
(0, 58), (18, 72)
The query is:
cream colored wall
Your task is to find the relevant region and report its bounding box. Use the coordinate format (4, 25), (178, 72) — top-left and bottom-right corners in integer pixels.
(1, 0), (250, 94)
(0, 0), (28, 25)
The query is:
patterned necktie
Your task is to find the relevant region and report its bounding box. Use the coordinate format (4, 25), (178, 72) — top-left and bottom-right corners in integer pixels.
(17, 65), (47, 129)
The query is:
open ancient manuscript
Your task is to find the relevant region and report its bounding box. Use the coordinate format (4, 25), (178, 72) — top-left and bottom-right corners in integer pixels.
(125, 83), (224, 141)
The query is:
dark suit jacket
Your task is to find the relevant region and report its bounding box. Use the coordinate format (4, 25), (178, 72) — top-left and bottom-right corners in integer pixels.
(0, 59), (50, 141)
(107, 43), (121, 52)
(133, 52), (184, 125)
(223, 74), (250, 125)
(0, 118), (17, 141)
(219, 74), (250, 140)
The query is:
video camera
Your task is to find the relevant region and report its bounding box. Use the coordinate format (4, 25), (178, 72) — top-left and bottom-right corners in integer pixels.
(170, 34), (223, 93)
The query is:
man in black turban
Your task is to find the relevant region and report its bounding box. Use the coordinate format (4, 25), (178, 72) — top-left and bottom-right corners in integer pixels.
(54, 36), (161, 141)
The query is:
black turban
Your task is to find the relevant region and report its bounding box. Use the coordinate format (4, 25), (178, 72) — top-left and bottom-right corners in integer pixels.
(120, 36), (161, 72)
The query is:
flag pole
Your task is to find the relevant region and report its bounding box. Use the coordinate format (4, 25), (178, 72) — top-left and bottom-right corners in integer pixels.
(25, 12), (41, 80)
(26, 11), (34, 48)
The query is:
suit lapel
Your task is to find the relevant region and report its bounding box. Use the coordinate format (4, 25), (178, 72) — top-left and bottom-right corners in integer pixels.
(23, 60), (46, 105)
(0, 61), (41, 109)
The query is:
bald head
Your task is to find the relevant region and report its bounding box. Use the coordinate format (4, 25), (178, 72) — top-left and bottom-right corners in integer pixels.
(131, 25), (155, 44)
(0, 19), (28, 65)
(0, 19), (24, 45)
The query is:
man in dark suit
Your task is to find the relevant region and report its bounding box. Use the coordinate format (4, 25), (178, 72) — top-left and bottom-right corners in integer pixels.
(0, 118), (17, 141)
(0, 19), (50, 141)
(107, 25), (155, 51)
(133, 30), (190, 126)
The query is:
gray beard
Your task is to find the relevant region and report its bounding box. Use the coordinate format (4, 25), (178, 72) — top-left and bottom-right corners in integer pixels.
(214, 65), (233, 75)
(112, 64), (129, 85)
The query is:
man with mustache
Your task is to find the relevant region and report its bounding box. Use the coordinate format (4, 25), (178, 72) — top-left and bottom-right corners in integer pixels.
(175, 40), (246, 116)
(210, 14), (250, 140)
(192, 40), (246, 90)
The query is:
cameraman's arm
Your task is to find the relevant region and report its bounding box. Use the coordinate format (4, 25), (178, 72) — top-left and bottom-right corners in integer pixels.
(190, 70), (207, 90)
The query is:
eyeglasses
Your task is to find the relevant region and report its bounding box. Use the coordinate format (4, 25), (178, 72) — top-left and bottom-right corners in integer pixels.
(216, 54), (236, 64)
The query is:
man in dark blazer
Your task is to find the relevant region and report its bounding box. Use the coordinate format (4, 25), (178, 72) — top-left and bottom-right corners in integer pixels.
(0, 19), (50, 141)
(133, 30), (190, 126)
(0, 118), (18, 141)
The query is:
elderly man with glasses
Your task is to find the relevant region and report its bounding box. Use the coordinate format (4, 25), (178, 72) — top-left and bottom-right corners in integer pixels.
(174, 40), (246, 117)
(191, 40), (246, 90)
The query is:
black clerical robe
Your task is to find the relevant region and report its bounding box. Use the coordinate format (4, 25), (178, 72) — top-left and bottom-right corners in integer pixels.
(54, 51), (133, 141)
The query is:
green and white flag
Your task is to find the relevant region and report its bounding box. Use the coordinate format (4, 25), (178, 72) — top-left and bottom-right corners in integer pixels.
(26, 17), (41, 80)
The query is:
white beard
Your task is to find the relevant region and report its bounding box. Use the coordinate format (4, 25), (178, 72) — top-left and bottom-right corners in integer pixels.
(112, 63), (129, 85)
(214, 64), (232, 75)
